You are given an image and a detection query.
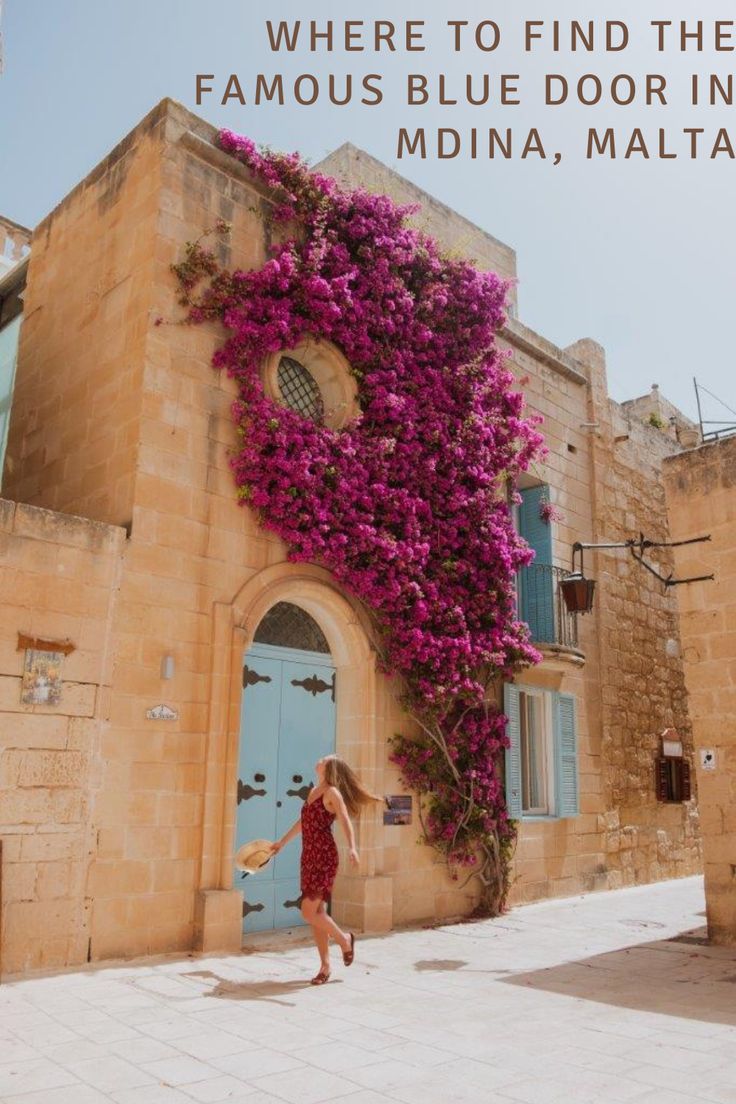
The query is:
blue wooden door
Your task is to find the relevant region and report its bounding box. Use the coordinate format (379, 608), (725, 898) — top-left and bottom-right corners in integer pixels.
(235, 642), (336, 933)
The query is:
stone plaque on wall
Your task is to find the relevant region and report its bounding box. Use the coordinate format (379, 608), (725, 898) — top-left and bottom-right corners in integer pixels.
(21, 649), (64, 705)
(383, 795), (412, 825)
(146, 704), (178, 720)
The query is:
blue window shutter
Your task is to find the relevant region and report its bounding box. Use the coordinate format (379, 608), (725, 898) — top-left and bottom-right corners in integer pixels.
(504, 683), (523, 820)
(554, 692), (579, 818)
(518, 486), (553, 565)
(517, 485), (554, 642)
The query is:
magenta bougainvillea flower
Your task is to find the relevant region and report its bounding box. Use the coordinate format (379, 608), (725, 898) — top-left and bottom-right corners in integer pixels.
(539, 497), (563, 524)
(173, 130), (546, 911)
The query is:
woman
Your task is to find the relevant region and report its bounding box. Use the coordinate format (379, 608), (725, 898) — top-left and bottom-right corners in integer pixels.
(271, 754), (379, 985)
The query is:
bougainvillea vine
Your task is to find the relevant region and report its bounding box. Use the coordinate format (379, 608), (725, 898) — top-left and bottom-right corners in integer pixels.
(172, 129), (545, 914)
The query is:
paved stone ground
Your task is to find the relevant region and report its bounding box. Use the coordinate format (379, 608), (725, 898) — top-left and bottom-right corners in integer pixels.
(2, 875), (736, 1104)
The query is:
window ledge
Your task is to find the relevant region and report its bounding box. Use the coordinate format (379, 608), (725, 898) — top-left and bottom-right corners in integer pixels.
(537, 644), (586, 668)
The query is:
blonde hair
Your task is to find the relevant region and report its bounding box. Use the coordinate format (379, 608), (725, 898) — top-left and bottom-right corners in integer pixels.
(324, 756), (381, 818)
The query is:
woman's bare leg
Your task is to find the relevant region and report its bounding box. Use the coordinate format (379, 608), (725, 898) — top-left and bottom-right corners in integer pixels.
(302, 899), (333, 980)
(313, 920), (330, 972)
(302, 898), (350, 952)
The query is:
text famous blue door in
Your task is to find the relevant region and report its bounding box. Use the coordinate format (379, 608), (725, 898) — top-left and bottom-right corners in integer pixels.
(235, 602), (336, 934)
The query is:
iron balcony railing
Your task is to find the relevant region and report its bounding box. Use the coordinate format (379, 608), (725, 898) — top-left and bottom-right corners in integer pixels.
(517, 563), (579, 649)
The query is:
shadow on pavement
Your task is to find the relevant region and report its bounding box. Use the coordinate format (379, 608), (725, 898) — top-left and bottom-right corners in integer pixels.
(414, 959), (469, 972)
(499, 926), (736, 1026)
(182, 969), (342, 1006)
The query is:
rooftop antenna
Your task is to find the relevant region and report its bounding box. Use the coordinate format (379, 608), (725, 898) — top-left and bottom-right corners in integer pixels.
(693, 377), (736, 442)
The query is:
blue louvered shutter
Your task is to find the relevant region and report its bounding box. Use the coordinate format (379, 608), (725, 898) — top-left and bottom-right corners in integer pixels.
(504, 683), (523, 820)
(517, 486), (555, 642)
(554, 692), (579, 818)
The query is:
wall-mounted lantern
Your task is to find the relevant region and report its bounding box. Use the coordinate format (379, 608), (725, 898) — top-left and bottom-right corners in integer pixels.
(561, 533), (714, 616)
(559, 571), (596, 615)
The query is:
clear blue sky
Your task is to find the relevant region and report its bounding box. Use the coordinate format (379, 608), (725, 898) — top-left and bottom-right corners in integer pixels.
(1, 0), (735, 424)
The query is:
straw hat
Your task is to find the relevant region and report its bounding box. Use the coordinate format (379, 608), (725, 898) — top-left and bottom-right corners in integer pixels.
(234, 838), (275, 875)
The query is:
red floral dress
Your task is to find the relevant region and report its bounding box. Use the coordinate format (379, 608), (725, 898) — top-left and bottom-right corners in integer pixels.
(301, 792), (339, 902)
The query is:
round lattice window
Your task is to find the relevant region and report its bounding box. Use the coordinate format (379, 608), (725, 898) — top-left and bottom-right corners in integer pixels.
(277, 356), (325, 423)
(262, 338), (359, 430)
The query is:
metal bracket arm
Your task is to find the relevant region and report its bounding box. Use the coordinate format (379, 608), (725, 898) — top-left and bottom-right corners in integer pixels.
(571, 533), (714, 589)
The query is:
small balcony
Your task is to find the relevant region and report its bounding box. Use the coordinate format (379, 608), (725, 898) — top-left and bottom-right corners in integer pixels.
(517, 563), (580, 651)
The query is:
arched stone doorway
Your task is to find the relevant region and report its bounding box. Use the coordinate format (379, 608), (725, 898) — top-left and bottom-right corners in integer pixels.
(195, 564), (392, 952)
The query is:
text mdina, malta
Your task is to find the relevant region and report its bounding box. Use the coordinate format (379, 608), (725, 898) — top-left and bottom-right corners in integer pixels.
(395, 126), (736, 161)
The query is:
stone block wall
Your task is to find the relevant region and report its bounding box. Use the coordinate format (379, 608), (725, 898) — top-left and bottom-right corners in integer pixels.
(664, 435), (736, 943)
(575, 339), (701, 888)
(0, 498), (124, 974)
(1, 108), (166, 526)
(621, 383), (700, 447)
(82, 104), (285, 960)
(500, 327), (607, 903)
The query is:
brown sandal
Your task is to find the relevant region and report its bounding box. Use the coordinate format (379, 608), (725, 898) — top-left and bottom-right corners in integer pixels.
(342, 932), (355, 967)
(311, 970), (331, 985)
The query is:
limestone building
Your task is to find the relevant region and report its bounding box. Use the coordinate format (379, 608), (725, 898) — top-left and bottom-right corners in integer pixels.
(0, 99), (702, 974)
(664, 436), (736, 945)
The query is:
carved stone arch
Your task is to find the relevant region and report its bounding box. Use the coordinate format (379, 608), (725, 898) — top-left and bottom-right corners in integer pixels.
(234, 564), (372, 668)
(196, 563), (390, 951)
